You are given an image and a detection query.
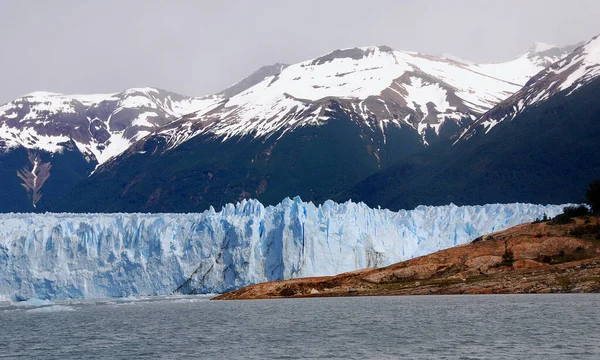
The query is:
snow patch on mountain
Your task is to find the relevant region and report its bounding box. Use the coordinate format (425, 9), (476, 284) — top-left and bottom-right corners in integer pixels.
(404, 77), (452, 115)
(556, 37), (600, 91)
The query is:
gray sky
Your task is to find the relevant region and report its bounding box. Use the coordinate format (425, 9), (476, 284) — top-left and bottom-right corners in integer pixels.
(1, 0), (599, 103)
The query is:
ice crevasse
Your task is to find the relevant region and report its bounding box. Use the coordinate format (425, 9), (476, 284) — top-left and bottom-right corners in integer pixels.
(0, 197), (565, 300)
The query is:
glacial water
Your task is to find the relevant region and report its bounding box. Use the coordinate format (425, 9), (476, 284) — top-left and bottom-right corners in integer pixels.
(1, 294), (599, 359)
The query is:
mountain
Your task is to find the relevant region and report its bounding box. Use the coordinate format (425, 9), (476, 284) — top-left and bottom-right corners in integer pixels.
(461, 37), (600, 138)
(52, 43), (568, 212)
(0, 88), (224, 210)
(159, 44), (570, 146)
(469, 42), (576, 85)
(0, 198), (563, 300)
(343, 36), (600, 210)
(0, 88), (222, 164)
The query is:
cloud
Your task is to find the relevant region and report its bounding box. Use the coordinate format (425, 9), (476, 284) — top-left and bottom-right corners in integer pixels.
(0, 0), (598, 103)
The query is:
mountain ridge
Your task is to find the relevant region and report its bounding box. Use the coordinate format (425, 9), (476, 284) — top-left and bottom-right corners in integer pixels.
(341, 34), (600, 211)
(0, 39), (586, 212)
(149, 43), (568, 149)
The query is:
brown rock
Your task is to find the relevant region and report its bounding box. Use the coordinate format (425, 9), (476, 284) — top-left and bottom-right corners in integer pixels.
(464, 255), (503, 272)
(513, 259), (543, 269)
(512, 243), (541, 260)
(539, 237), (586, 256)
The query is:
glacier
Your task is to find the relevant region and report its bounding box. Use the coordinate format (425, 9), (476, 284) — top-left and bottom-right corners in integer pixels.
(0, 197), (565, 300)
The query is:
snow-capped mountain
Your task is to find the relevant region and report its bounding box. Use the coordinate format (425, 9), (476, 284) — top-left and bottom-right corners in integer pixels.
(158, 44), (569, 149)
(0, 87), (220, 164)
(461, 37), (599, 138)
(49, 42), (577, 213)
(0, 43), (570, 163)
(343, 35), (600, 211)
(0, 198), (564, 300)
(0, 87), (223, 210)
(0, 41), (578, 212)
(470, 42), (576, 86)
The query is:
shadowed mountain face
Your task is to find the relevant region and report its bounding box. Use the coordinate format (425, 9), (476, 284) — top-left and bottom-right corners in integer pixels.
(0, 142), (95, 212)
(55, 102), (427, 213)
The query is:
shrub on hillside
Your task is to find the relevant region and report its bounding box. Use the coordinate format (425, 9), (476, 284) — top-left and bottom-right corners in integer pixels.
(552, 213), (574, 225)
(552, 205), (591, 225)
(562, 205), (590, 217)
(501, 249), (514, 266)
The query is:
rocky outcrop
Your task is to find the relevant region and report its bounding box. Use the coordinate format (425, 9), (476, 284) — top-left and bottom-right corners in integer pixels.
(17, 150), (52, 208)
(214, 216), (600, 299)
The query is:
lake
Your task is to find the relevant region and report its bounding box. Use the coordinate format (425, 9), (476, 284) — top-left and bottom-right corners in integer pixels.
(1, 294), (599, 359)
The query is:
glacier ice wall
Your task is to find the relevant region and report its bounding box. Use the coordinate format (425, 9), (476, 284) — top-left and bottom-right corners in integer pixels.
(0, 198), (565, 300)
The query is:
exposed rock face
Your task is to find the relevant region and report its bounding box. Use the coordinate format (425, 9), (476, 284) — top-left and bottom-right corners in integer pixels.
(17, 150), (52, 207)
(214, 216), (600, 299)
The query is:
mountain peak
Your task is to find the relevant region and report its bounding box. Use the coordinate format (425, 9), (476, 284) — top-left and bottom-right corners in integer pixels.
(583, 34), (600, 53)
(307, 45), (395, 66)
(440, 53), (473, 64)
(218, 63), (290, 99)
(460, 33), (600, 140)
(0, 86), (221, 166)
(529, 42), (557, 53)
(22, 91), (62, 98)
(121, 87), (161, 96)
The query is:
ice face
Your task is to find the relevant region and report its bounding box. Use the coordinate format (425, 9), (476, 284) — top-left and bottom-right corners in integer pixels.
(0, 198), (565, 300)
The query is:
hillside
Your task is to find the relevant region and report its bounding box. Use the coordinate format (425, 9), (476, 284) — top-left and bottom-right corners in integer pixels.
(214, 215), (600, 299)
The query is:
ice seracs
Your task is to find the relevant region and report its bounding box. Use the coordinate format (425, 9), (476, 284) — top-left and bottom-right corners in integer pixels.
(0, 197), (566, 300)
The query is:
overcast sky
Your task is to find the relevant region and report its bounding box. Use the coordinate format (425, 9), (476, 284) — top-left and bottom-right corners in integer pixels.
(0, 0), (599, 103)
